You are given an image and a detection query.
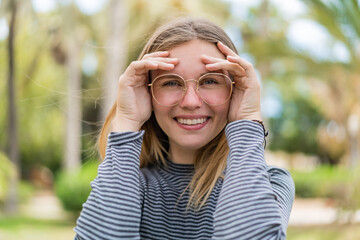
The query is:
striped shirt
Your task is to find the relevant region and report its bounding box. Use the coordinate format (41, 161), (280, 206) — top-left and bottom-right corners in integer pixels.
(74, 120), (295, 239)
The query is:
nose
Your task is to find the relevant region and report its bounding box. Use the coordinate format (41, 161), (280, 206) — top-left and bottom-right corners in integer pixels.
(179, 81), (203, 109)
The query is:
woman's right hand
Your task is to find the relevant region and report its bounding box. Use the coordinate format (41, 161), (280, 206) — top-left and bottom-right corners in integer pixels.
(112, 51), (179, 132)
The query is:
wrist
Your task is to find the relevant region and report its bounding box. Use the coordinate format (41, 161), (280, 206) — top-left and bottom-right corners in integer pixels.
(250, 119), (269, 149)
(238, 114), (262, 122)
(112, 116), (142, 132)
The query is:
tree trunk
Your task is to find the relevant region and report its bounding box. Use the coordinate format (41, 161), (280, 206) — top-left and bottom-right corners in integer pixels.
(64, 34), (82, 171)
(101, 0), (128, 120)
(257, 0), (270, 130)
(347, 113), (360, 168)
(4, 0), (19, 215)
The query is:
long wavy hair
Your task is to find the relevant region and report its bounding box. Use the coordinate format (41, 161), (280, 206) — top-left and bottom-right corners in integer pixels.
(99, 17), (237, 209)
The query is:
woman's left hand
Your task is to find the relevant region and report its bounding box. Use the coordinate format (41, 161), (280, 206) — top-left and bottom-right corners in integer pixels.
(202, 42), (262, 122)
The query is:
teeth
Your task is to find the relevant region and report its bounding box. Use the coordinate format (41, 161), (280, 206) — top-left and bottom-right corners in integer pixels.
(177, 118), (207, 125)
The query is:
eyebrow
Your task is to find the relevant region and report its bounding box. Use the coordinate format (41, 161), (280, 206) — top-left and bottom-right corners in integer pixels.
(199, 70), (225, 76)
(153, 70), (226, 79)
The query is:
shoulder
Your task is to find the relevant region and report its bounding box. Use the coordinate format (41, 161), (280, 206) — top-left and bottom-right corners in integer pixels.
(267, 166), (293, 183)
(267, 166), (291, 177)
(267, 166), (295, 196)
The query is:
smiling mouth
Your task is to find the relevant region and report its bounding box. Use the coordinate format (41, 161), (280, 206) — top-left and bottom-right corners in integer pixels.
(175, 117), (208, 125)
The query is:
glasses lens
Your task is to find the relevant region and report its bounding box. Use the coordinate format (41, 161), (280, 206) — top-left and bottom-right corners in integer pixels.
(152, 75), (185, 106)
(151, 73), (232, 106)
(198, 73), (232, 106)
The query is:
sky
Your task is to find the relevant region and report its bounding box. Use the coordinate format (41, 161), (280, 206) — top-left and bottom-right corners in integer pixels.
(30, 0), (107, 14)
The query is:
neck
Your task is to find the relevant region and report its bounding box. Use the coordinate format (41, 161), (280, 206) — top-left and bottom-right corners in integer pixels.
(169, 144), (197, 165)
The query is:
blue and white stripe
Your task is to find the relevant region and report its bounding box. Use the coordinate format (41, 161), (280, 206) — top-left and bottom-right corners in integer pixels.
(75, 119), (295, 240)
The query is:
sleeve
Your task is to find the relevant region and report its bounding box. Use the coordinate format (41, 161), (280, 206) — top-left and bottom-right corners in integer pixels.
(74, 131), (145, 240)
(212, 120), (295, 240)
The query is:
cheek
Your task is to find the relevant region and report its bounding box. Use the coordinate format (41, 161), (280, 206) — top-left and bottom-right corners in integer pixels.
(215, 104), (230, 122)
(152, 102), (171, 128)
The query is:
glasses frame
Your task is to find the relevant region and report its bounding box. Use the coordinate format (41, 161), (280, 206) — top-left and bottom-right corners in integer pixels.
(148, 72), (235, 107)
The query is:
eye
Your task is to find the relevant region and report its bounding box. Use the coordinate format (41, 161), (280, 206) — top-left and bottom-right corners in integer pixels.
(155, 75), (184, 89)
(200, 77), (219, 86)
(203, 78), (218, 85)
(163, 80), (181, 87)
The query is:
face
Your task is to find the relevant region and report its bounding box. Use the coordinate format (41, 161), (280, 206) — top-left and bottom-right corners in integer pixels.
(151, 39), (230, 153)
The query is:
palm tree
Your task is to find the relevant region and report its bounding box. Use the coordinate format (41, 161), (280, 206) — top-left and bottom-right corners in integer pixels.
(299, 0), (360, 167)
(101, 0), (128, 120)
(237, 0), (360, 166)
(3, 0), (19, 215)
(62, 3), (83, 171)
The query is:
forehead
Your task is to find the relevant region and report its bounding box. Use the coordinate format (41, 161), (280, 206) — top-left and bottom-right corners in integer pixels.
(169, 39), (225, 59)
(153, 39), (226, 78)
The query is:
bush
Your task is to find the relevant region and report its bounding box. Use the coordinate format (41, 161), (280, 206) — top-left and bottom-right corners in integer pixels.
(18, 181), (36, 204)
(55, 161), (99, 214)
(290, 165), (352, 199)
(0, 152), (16, 205)
(335, 166), (360, 222)
(291, 165), (360, 223)
(0, 152), (35, 211)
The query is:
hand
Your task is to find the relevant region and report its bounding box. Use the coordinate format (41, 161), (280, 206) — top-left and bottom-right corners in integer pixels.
(201, 42), (261, 122)
(113, 51), (179, 132)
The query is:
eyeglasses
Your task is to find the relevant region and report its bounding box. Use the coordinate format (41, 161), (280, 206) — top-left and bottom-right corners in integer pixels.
(148, 73), (234, 107)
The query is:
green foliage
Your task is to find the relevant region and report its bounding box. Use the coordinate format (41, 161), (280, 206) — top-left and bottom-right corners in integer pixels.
(0, 152), (16, 205)
(287, 224), (360, 240)
(268, 90), (324, 156)
(0, 217), (75, 239)
(335, 166), (360, 222)
(18, 181), (36, 204)
(290, 165), (351, 198)
(0, 13), (66, 176)
(0, 152), (35, 209)
(55, 161), (99, 214)
(292, 165), (360, 223)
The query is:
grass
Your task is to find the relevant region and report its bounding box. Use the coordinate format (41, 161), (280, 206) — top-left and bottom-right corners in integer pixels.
(287, 224), (360, 240)
(0, 217), (75, 240)
(1, 216), (360, 240)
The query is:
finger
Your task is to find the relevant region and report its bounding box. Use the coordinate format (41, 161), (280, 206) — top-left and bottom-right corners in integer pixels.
(130, 74), (147, 85)
(201, 54), (225, 64)
(227, 56), (257, 79)
(205, 61), (246, 77)
(136, 61), (176, 74)
(145, 57), (179, 64)
(217, 41), (237, 57)
(142, 51), (170, 59)
(128, 60), (176, 75)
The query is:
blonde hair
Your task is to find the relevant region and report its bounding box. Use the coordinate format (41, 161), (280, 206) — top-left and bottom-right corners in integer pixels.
(99, 17), (237, 209)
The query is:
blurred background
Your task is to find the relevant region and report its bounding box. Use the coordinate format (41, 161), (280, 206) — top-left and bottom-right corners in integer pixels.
(0, 0), (359, 239)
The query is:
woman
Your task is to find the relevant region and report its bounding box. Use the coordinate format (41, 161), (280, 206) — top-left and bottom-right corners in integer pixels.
(75, 17), (295, 240)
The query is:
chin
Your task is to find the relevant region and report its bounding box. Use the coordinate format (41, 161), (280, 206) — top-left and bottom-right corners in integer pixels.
(175, 138), (211, 151)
